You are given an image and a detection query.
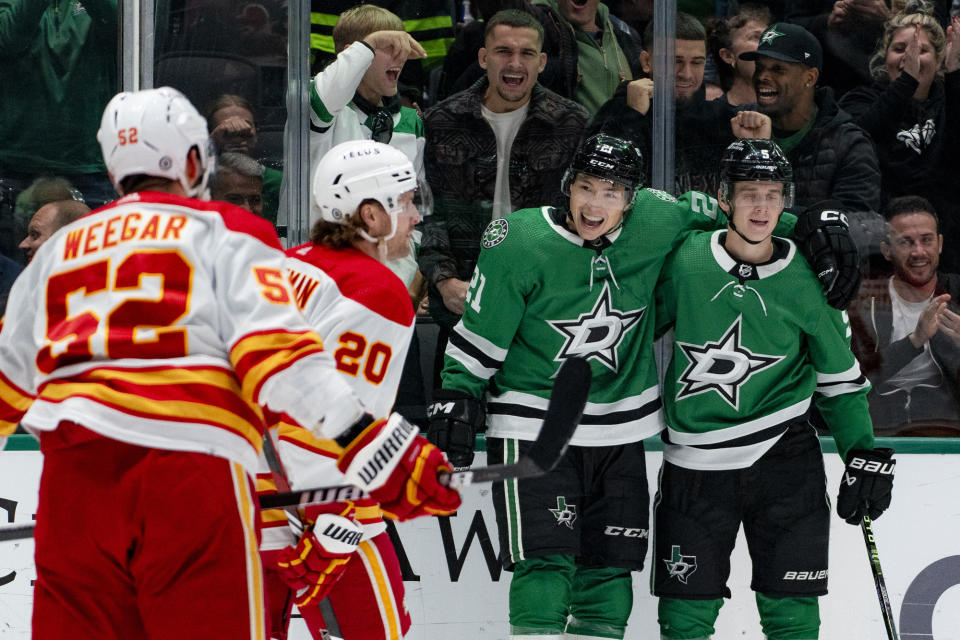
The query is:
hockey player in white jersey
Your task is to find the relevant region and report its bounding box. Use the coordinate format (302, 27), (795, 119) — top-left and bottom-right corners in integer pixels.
(259, 139), (431, 640)
(0, 87), (459, 639)
(652, 139), (895, 640)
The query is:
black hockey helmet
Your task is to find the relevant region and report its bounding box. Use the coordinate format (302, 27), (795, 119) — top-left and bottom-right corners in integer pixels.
(719, 138), (795, 208)
(562, 134), (644, 206)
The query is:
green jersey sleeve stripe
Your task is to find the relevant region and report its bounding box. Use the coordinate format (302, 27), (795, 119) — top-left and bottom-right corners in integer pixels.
(310, 80), (334, 124)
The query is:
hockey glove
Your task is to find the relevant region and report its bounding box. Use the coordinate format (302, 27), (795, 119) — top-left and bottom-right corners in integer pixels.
(794, 200), (862, 310)
(273, 510), (362, 607)
(836, 448), (896, 525)
(336, 413), (462, 521)
(426, 389), (485, 469)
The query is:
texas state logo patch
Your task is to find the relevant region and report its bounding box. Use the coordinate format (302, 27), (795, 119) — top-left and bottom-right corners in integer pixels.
(482, 218), (509, 249)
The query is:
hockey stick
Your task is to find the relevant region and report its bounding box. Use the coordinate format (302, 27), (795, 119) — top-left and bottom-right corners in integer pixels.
(1, 357), (592, 540)
(262, 424), (344, 637)
(861, 515), (899, 640)
(0, 522), (34, 543)
(261, 355), (591, 510)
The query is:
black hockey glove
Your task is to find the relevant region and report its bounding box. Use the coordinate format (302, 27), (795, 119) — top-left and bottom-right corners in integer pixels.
(794, 201), (862, 310)
(836, 448), (895, 525)
(426, 389), (485, 469)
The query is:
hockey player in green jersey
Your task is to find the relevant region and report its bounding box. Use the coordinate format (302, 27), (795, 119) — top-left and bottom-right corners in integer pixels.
(425, 132), (798, 640)
(652, 139), (896, 640)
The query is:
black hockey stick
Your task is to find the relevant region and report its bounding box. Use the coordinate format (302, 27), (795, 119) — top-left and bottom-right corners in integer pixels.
(262, 420), (345, 637)
(1, 357), (591, 540)
(861, 515), (899, 640)
(261, 355), (591, 510)
(0, 522), (34, 543)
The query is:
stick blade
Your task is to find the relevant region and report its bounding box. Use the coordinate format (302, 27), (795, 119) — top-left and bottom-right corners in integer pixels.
(525, 357), (591, 473)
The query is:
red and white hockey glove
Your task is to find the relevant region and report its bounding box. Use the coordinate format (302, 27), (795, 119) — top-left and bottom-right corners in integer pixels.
(273, 510), (362, 608)
(336, 413), (462, 521)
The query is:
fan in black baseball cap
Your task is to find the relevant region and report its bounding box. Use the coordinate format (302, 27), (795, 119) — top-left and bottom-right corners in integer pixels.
(740, 23), (823, 131)
(740, 22), (823, 71)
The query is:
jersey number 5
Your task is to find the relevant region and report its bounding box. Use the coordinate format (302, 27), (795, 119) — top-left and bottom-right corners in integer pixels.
(37, 250), (191, 374)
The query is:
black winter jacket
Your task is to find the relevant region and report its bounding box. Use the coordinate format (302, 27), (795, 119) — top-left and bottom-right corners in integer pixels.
(776, 86), (881, 215)
(419, 80), (589, 329)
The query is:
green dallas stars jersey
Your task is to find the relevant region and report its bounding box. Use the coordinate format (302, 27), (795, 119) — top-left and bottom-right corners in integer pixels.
(655, 229), (875, 470)
(440, 189), (727, 447)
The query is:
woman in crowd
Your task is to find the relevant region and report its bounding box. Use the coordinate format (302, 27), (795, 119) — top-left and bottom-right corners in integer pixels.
(839, 4), (960, 271)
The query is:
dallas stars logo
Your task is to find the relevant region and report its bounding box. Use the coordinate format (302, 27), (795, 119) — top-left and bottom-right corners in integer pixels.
(675, 315), (783, 410)
(547, 281), (643, 372)
(760, 28), (785, 46)
(549, 496), (577, 529)
(663, 545), (698, 584)
(482, 218), (509, 249)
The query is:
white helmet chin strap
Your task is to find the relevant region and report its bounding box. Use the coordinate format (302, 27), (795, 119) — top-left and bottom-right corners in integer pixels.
(358, 204), (400, 261)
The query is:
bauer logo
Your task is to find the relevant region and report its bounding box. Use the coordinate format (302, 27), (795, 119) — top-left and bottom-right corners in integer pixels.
(783, 570), (828, 581)
(849, 457), (895, 475)
(481, 219), (509, 249)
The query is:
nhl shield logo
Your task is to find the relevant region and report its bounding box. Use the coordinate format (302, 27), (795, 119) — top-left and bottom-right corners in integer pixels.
(482, 219), (509, 249)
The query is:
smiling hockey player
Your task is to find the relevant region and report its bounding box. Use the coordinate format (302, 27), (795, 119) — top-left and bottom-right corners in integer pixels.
(652, 139), (896, 640)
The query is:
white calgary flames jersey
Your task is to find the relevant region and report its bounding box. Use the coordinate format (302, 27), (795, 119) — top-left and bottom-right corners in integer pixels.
(259, 244), (416, 547)
(0, 192), (362, 471)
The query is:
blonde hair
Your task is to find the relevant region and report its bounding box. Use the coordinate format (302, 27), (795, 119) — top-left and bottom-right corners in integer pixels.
(332, 5), (404, 53)
(868, 1), (946, 83)
(310, 199), (379, 248)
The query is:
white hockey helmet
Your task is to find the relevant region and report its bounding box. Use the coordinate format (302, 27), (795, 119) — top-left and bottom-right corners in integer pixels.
(97, 87), (214, 198)
(311, 139), (427, 241)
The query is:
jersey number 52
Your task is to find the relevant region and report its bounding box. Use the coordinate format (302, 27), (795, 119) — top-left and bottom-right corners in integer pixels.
(37, 250), (191, 373)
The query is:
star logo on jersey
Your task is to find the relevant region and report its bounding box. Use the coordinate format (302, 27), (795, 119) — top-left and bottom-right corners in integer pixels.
(675, 315), (783, 410)
(760, 28), (786, 46)
(548, 281), (643, 372)
(482, 218), (509, 249)
(663, 545), (698, 584)
(549, 496), (577, 529)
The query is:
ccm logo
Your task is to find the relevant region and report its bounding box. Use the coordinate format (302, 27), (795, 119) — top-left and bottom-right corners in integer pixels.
(783, 570), (828, 580)
(603, 526), (648, 538)
(427, 402), (455, 418)
(820, 210), (848, 226)
(849, 458), (895, 475)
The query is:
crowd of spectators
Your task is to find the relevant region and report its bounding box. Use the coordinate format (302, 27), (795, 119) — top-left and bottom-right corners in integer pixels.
(2, 0), (960, 437)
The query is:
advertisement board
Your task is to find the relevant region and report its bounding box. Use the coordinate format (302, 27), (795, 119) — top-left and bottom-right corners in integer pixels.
(2, 438), (959, 639)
